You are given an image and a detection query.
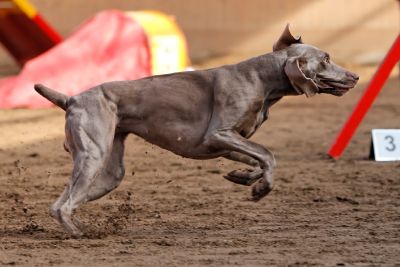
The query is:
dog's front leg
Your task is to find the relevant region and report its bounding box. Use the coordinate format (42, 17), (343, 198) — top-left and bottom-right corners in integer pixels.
(224, 151), (259, 167)
(223, 152), (263, 186)
(207, 130), (276, 201)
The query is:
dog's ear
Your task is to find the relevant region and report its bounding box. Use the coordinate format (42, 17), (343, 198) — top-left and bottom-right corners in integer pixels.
(273, 24), (302, 51)
(284, 58), (318, 97)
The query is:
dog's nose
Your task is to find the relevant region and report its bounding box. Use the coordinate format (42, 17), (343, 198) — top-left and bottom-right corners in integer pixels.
(347, 72), (359, 81)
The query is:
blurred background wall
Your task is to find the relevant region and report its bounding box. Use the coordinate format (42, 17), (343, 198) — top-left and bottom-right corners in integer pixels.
(0, 0), (398, 71)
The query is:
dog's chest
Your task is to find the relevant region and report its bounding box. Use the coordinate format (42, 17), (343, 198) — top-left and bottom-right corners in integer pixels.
(237, 96), (281, 138)
(237, 102), (268, 138)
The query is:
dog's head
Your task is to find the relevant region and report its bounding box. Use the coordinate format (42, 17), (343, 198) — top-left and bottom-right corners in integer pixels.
(274, 25), (359, 97)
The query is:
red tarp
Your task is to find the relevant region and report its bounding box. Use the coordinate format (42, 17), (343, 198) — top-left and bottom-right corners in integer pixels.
(0, 10), (151, 108)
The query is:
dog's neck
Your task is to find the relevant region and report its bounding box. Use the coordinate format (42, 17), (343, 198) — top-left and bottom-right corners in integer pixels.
(237, 51), (301, 99)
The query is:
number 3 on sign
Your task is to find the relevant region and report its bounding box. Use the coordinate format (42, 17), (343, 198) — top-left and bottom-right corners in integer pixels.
(385, 135), (396, 152)
(372, 129), (400, 161)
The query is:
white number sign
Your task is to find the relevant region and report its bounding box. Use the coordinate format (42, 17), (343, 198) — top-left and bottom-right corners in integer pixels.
(371, 129), (400, 161)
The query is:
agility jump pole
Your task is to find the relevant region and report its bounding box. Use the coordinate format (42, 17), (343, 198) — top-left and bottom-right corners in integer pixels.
(327, 34), (400, 159)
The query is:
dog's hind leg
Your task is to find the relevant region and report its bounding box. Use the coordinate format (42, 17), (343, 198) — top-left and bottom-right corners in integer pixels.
(53, 104), (117, 236)
(49, 139), (74, 225)
(50, 184), (70, 224)
(85, 133), (128, 202)
(50, 133), (127, 232)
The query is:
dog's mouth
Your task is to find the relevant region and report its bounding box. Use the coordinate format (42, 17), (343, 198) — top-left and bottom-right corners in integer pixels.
(315, 76), (357, 96)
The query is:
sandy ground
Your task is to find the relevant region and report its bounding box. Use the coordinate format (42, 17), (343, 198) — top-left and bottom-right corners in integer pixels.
(0, 65), (399, 266)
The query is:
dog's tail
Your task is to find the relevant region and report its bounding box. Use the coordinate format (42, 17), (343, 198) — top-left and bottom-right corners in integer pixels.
(34, 84), (69, 110)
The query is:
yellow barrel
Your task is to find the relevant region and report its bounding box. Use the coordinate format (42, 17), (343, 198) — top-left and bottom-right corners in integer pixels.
(126, 10), (189, 75)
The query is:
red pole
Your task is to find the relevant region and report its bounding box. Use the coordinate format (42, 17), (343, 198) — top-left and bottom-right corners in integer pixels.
(327, 34), (400, 159)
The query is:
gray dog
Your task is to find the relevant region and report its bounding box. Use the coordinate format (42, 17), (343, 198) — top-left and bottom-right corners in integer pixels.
(35, 25), (358, 236)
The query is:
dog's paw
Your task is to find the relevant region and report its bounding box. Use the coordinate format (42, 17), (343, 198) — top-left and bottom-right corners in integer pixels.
(224, 169), (263, 186)
(70, 228), (84, 239)
(250, 178), (273, 201)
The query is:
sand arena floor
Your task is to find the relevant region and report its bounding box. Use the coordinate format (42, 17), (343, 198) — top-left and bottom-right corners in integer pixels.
(0, 65), (399, 266)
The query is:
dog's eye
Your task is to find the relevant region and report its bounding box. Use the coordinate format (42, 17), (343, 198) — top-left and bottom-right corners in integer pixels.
(324, 56), (330, 64)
